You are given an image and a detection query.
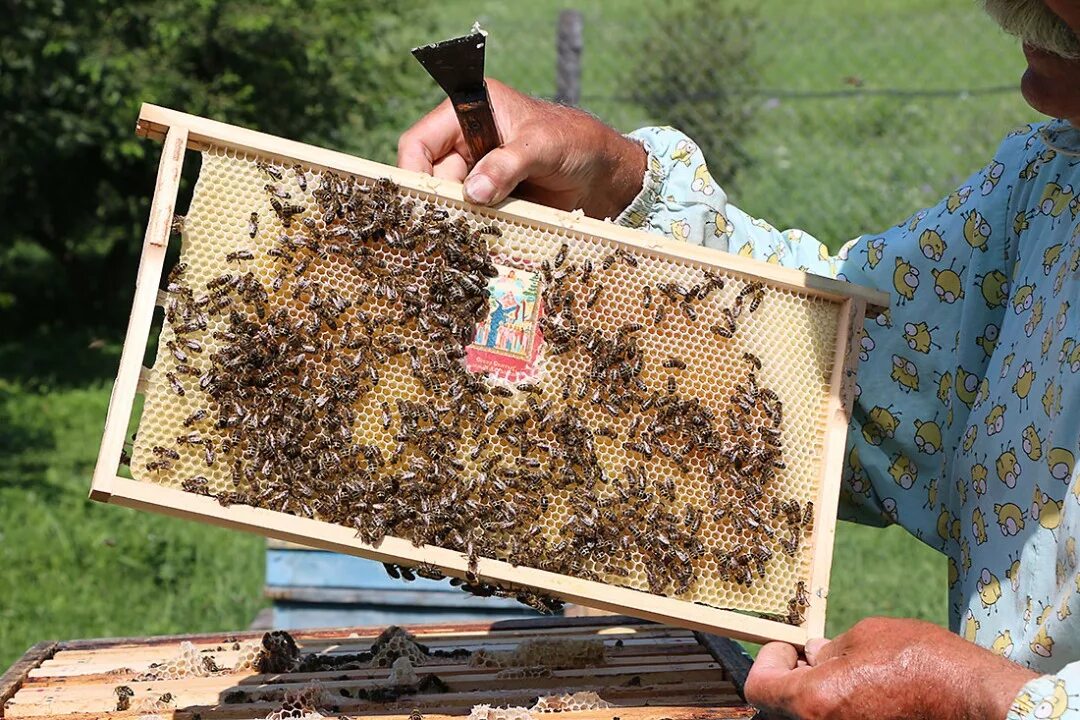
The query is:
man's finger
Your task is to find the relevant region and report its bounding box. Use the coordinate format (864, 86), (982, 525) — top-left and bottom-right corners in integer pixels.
(397, 99), (463, 174)
(463, 142), (542, 206)
(432, 152), (469, 182)
(804, 637), (834, 666)
(744, 642), (801, 710)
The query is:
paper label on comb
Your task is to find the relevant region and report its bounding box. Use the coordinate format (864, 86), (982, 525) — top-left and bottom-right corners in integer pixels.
(466, 263), (544, 382)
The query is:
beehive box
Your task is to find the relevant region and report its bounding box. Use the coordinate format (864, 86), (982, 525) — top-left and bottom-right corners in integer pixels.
(0, 616), (761, 719)
(90, 105), (888, 647)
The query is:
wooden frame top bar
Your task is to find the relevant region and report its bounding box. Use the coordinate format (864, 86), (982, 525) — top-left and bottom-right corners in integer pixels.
(135, 103), (890, 314)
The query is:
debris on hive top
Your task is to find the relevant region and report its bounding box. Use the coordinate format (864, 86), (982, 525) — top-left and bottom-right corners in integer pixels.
(389, 656), (419, 685)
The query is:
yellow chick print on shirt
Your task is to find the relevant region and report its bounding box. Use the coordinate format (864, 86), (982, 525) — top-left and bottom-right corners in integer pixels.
(992, 629), (1015, 658)
(997, 444), (1022, 489)
(1023, 423), (1044, 461)
(964, 609), (980, 642)
(977, 567), (1002, 610)
(919, 227), (947, 261)
(962, 209), (992, 252)
(670, 139), (696, 166)
(1046, 446), (1075, 484)
(1031, 623), (1056, 659)
(978, 268), (1010, 309)
(862, 236), (885, 270)
(1034, 179), (1075, 226)
(1031, 484), (1064, 531)
(892, 256), (920, 304)
(903, 322), (940, 354)
(981, 160), (1004, 195)
(995, 502), (1026, 536)
(913, 418), (943, 455)
(1006, 554), (1022, 593)
(690, 164), (714, 195)
(932, 259), (966, 303)
(888, 452), (918, 489)
(1013, 362), (1038, 412)
(972, 506), (988, 545)
(670, 220), (691, 243)
(890, 354), (920, 392)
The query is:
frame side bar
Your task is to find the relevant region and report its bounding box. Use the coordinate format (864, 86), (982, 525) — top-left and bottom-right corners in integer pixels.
(135, 103), (888, 312)
(89, 126), (188, 501)
(802, 298), (863, 638)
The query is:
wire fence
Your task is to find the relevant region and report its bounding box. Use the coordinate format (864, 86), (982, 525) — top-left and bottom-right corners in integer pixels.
(418, 2), (1043, 250)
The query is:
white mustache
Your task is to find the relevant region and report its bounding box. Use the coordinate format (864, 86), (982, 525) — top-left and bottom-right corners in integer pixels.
(983, 0), (1080, 59)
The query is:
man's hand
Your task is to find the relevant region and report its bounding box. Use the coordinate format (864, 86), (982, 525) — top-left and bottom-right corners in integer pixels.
(744, 617), (1038, 720)
(397, 79), (646, 219)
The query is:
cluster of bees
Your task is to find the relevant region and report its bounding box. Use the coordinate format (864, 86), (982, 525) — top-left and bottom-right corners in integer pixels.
(143, 157), (815, 623)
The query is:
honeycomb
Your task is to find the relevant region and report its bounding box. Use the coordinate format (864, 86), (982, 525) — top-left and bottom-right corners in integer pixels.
(130, 146), (841, 620)
(136, 641), (224, 681)
(469, 692), (613, 720)
(532, 692), (612, 713)
(469, 639), (606, 669)
(369, 626), (431, 667)
(264, 682), (332, 720)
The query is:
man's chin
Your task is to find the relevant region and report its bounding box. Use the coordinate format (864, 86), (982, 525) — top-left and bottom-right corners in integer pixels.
(1020, 45), (1080, 122)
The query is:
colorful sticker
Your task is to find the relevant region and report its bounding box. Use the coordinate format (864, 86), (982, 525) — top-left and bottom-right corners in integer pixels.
(466, 263), (544, 382)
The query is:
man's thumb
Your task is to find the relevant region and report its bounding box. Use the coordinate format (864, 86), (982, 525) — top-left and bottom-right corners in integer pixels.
(463, 143), (534, 206)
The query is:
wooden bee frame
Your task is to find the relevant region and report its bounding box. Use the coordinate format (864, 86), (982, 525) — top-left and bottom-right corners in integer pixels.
(90, 105), (888, 648)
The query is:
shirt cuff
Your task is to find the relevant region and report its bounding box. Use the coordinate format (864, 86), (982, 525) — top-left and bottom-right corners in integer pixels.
(613, 135), (665, 229)
(1007, 675), (1066, 720)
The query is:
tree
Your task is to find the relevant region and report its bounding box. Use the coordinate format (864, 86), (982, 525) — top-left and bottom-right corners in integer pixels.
(0, 0), (436, 335)
(627, 1), (760, 188)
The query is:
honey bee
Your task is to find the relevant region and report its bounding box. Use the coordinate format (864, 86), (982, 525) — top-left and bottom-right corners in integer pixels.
(203, 440), (216, 467)
(114, 685), (135, 711)
(226, 249), (254, 263)
(264, 183), (291, 200)
(601, 252), (617, 270)
(737, 281), (765, 312)
(516, 382), (541, 394)
(616, 248), (638, 267)
(801, 501), (814, 527)
(580, 259), (593, 284)
(586, 283), (604, 308)
(743, 352), (762, 370)
(152, 445), (180, 460)
(165, 371), (185, 396)
(247, 212), (259, 238)
(555, 242), (568, 268)
(165, 340), (187, 363)
(662, 356), (687, 369)
(292, 165), (307, 191)
(145, 459), (173, 472)
(257, 160), (283, 180)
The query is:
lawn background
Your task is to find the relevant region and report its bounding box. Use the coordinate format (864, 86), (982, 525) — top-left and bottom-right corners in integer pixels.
(2, 0), (1045, 667)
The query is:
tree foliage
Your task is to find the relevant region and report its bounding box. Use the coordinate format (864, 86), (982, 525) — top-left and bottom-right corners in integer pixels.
(627, 1), (760, 188)
(0, 0), (436, 334)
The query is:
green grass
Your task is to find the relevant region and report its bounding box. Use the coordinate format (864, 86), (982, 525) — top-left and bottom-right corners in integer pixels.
(5, 0), (1013, 668)
(0, 339), (265, 670)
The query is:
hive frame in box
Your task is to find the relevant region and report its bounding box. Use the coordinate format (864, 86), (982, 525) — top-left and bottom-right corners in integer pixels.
(90, 104), (889, 648)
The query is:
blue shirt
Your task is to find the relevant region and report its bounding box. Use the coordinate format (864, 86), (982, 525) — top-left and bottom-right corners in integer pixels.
(617, 119), (1080, 719)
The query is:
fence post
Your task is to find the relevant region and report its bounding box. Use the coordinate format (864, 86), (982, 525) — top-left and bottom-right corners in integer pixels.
(555, 9), (583, 106)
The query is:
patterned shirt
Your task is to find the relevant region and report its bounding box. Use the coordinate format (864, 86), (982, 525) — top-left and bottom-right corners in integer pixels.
(617, 119), (1080, 719)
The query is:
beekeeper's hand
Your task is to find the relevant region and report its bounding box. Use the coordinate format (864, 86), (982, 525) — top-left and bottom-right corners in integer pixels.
(397, 78), (645, 220)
